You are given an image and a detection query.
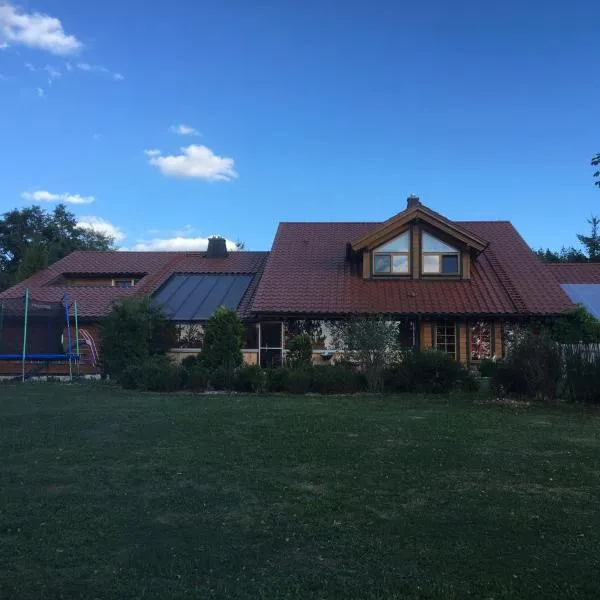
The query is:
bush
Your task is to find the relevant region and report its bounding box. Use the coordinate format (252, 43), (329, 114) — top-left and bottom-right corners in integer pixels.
(382, 362), (412, 393)
(311, 364), (365, 394)
(209, 367), (228, 391)
(181, 354), (201, 370)
(266, 368), (290, 392)
(121, 356), (184, 392)
(407, 350), (465, 394)
(458, 369), (481, 393)
(287, 367), (313, 394)
(184, 365), (210, 392)
(562, 347), (600, 404)
(383, 350), (475, 394)
(489, 331), (561, 401)
(199, 307), (244, 389)
(100, 297), (176, 382)
(234, 364), (265, 393)
(286, 333), (313, 368)
(478, 358), (498, 378)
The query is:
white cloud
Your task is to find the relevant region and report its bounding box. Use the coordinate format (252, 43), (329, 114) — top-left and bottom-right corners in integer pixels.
(22, 190), (95, 204)
(24, 61), (35, 71)
(76, 61), (123, 81)
(170, 124), (200, 136)
(92, 133), (102, 141)
(0, 4), (82, 55)
(65, 61), (72, 71)
(131, 236), (237, 252)
(77, 216), (125, 242)
(147, 145), (238, 181)
(36, 86), (44, 98)
(143, 148), (161, 157)
(44, 64), (60, 78)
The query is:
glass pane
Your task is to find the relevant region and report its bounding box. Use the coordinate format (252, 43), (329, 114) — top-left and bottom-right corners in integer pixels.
(423, 255), (440, 273)
(261, 322), (282, 348)
(422, 232), (458, 252)
(392, 255), (409, 273)
(471, 322), (492, 360)
(244, 324), (258, 349)
(376, 231), (410, 252)
(442, 255), (459, 274)
(374, 254), (391, 273)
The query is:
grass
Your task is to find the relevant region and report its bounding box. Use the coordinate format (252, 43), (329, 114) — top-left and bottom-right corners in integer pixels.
(1, 384), (600, 599)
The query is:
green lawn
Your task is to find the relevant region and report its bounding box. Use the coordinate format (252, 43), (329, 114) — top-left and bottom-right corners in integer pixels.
(1, 385), (600, 599)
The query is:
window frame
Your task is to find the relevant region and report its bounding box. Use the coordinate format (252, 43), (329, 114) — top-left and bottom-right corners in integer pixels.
(433, 321), (457, 358)
(371, 230), (411, 277)
(420, 231), (462, 277)
(112, 278), (137, 288)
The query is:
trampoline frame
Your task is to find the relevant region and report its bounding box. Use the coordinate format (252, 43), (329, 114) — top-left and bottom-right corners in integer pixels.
(0, 289), (80, 381)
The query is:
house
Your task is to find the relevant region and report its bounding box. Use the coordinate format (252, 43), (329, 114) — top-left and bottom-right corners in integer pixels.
(0, 196), (576, 375)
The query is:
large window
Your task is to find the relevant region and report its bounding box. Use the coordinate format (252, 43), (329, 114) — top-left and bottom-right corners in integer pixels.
(373, 231), (410, 275)
(433, 322), (456, 358)
(422, 232), (460, 275)
(470, 322), (492, 360)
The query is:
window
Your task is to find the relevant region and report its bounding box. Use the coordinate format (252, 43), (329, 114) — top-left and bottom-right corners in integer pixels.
(470, 322), (492, 360)
(397, 319), (417, 349)
(373, 231), (410, 275)
(175, 323), (204, 348)
(422, 232), (460, 275)
(433, 322), (456, 357)
(112, 278), (137, 288)
(244, 324), (259, 349)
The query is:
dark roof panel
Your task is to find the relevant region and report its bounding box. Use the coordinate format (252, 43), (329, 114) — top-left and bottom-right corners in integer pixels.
(561, 284), (600, 319)
(154, 274), (253, 321)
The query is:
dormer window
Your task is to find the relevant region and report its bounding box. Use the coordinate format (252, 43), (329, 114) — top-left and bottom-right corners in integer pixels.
(373, 231), (410, 275)
(422, 232), (460, 275)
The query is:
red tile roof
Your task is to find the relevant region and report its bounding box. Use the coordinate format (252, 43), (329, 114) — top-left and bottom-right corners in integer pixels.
(252, 221), (574, 316)
(546, 263), (600, 284)
(0, 250), (268, 319)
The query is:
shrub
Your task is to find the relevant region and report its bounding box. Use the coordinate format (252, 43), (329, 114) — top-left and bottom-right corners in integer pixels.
(562, 347), (600, 404)
(234, 364), (266, 393)
(311, 364), (364, 394)
(328, 316), (402, 392)
(405, 350), (465, 394)
(209, 367), (228, 391)
(199, 307), (244, 389)
(489, 331), (561, 401)
(122, 356), (184, 392)
(266, 368), (290, 392)
(458, 369), (481, 393)
(181, 354), (201, 370)
(184, 365), (210, 392)
(478, 358), (498, 378)
(286, 333), (313, 368)
(287, 367), (313, 394)
(100, 297), (176, 382)
(382, 362), (411, 393)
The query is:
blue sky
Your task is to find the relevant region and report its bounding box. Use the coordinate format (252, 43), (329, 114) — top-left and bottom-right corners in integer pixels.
(0, 0), (598, 252)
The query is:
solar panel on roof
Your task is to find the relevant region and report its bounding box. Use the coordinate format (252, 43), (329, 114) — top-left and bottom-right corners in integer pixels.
(561, 284), (600, 319)
(153, 274), (253, 320)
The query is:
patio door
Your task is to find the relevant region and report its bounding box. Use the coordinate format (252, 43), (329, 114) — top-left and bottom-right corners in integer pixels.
(259, 322), (283, 367)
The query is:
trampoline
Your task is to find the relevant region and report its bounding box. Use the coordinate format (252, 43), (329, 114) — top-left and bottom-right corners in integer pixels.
(0, 289), (81, 381)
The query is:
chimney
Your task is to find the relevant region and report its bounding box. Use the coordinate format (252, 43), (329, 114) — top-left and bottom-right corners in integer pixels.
(407, 194), (420, 209)
(205, 236), (229, 258)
